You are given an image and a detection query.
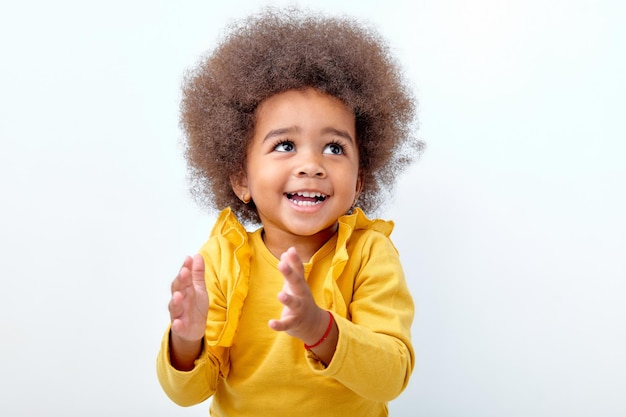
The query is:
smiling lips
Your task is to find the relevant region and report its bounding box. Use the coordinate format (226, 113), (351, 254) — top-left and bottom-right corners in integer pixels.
(285, 191), (328, 206)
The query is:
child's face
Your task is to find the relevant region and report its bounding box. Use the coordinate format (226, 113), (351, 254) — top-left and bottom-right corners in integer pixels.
(233, 88), (362, 244)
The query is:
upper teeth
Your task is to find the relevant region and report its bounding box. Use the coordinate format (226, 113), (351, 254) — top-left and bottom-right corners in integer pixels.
(294, 191), (325, 198)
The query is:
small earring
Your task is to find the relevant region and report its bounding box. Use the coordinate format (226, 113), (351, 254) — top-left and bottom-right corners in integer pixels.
(241, 194), (251, 204)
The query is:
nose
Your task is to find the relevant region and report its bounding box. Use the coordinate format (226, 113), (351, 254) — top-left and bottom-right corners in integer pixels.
(294, 151), (326, 178)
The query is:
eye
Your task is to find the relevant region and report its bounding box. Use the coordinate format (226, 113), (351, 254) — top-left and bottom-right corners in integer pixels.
(274, 141), (295, 152)
(323, 142), (344, 155)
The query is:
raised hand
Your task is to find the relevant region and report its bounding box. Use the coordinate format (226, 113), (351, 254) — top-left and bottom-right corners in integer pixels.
(268, 247), (331, 348)
(168, 254), (208, 370)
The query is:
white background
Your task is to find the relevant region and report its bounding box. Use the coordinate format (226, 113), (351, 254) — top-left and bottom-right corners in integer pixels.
(1, 0), (624, 416)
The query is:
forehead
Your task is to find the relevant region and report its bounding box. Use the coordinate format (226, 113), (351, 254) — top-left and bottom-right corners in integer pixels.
(253, 88), (355, 133)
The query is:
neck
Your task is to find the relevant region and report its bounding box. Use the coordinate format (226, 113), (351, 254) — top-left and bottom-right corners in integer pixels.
(262, 224), (338, 262)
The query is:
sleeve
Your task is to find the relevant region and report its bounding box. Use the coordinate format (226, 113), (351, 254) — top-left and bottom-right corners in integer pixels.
(156, 236), (235, 407)
(155, 327), (222, 406)
(306, 231), (415, 402)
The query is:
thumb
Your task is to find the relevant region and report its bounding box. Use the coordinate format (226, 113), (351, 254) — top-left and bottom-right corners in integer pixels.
(191, 254), (206, 290)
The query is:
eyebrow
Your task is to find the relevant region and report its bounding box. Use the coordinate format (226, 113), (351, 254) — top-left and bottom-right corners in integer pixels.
(263, 126), (355, 143)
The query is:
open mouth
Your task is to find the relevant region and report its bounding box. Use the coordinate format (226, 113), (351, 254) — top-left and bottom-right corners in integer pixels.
(285, 191), (327, 206)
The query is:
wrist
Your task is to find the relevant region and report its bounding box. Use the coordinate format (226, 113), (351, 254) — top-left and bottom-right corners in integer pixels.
(304, 310), (334, 350)
(171, 332), (203, 349)
(169, 332), (204, 371)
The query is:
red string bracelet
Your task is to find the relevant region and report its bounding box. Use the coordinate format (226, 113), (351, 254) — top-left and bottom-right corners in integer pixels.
(304, 311), (334, 350)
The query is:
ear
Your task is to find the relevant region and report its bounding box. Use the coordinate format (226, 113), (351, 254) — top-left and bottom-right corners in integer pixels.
(354, 173), (364, 204)
(230, 171), (251, 204)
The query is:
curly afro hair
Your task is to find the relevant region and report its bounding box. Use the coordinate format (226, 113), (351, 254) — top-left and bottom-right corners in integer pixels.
(181, 7), (423, 225)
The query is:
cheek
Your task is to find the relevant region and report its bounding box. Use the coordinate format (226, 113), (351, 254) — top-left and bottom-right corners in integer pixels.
(246, 162), (283, 191)
(339, 173), (361, 198)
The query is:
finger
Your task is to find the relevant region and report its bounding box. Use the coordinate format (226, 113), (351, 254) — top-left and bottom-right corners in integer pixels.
(276, 290), (302, 310)
(171, 256), (193, 293)
(171, 318), (184, 334)
(268, 315), (299, 332)
(284, 247), (304, 275)
(182, 255), (193, 269)
(277, 247), (305, 285)
(191, 254), (206, 290)
(168, 290), (185, 320)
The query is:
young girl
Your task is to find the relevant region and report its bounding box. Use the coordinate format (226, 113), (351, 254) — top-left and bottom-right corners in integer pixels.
(157, 8), (422, 417)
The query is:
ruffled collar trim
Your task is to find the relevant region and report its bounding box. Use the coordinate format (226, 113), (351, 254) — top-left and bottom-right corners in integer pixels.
(207, 207), (393, 347)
